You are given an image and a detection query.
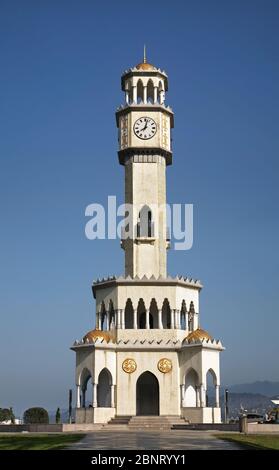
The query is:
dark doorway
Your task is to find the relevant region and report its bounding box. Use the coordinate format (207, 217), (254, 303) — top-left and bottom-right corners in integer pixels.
(97, 368), (112, 407)
(136, 371), (159, 415)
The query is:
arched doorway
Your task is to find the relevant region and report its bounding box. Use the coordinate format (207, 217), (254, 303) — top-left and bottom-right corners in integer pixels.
(97, 368), (112, 407)
(136, 372), (159, 415)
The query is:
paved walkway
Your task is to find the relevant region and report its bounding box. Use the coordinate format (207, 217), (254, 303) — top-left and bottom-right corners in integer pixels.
(68, 430), (242, 450)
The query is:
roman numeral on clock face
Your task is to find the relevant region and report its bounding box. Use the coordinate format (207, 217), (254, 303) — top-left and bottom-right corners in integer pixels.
(133, 117), (157, 140)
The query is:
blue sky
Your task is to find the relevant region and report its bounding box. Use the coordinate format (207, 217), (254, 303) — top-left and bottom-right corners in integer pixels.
(0, 0), (278, 416)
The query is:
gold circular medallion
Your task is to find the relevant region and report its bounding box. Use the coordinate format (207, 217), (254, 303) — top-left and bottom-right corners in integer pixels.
(122, 358), (137, 374)
(158, 358), (172, 374)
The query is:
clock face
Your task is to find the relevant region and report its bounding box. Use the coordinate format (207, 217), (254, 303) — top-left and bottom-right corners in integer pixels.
(133, 117), (157, 140)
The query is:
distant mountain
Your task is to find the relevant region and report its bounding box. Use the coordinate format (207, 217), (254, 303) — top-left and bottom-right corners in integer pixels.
(227, 381), (279, 397)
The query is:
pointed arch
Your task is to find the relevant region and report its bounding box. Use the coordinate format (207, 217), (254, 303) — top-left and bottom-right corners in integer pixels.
(137, 79), (144, 103)
(158, 80), (165, 104)
(184, 368), (199, 407)
(97, 368), (112, 407)
(181, 300), (187, 330)
(138, 205), (153, 237)
(188, 301), (195, 332)
(137, 298), (146, 329)
(136, 371), (159, 415)
(147, 79), (154, 103)
(149, 298), (158, 329)
(124, 298), (134, 329)
(125, 79), (133, 104)
(205, 369), (217, 407)
(108, 300), (115, 330)
(162, 298), (171, 329)
(100, 301), (107, 330)
(79, 368), (92, 408)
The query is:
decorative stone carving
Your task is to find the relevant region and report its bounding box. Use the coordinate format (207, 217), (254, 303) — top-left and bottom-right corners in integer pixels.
(122, 358), (137, 374)
(157, 358), (172, 374)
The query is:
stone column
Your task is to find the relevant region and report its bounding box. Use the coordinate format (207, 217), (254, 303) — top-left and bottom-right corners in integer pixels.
(92, 382), (97, 408)
(171, 309), (175, 329)
(125, 91), (129, 105)
(193, 312), (199, 330)
(196, 386), (200, 407)
(82, 388), (86, 408)
(133, 308), (137, 329)
(185, 312), (189, 331)
(121, 309), (125, 329)
(154, 86), (158, 103)
(145, 309), (150, 329)
(111, 385), (115, 408)
(200, 384), (206, 408)
(132, 85), (137, 103)
(176, 310), (181, 329)
(158, 309), (163, 329)
(107, 311), (110, 330)
(215, 385), (220, 408)
(143, 86), (147, 104)
(180, 384), (185, 407)
(116, 309), (121, 329)
(76, 385), (81, 408)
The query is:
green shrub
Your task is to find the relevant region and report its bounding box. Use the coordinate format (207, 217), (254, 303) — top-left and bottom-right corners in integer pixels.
(23, 407), (49, 424)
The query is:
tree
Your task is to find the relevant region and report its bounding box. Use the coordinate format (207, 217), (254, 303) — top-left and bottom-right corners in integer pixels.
(23, 407), (49, 424)
(9, 407), (15, 424)
(55, 407), (61, 424)
(0, 408), (12, 423)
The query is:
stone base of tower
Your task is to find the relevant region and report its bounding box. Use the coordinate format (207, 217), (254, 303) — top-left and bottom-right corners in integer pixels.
(181, 407), (221, 424)
(75, 407), (115, 424)
(75, 407), (221, 425)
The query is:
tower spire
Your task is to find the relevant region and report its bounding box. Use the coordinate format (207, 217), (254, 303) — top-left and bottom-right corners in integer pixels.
(143, 44), (147, 64)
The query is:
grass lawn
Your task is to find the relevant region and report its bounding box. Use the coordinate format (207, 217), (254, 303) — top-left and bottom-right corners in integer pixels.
(0, 433), (85, 450)
(218, 433), (279, 450)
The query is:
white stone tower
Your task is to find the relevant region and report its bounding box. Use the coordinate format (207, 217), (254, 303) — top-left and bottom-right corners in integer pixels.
(71, 52), (224, 425)
(117, 50), (173, 279)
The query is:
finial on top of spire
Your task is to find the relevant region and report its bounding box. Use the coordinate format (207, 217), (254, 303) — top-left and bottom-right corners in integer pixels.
(143, 44), (147, 64)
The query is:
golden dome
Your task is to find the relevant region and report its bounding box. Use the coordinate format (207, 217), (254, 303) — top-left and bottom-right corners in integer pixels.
(185, 328), (213, 342)
(83, 328), (113, 343)
(136, 62), (156, 71)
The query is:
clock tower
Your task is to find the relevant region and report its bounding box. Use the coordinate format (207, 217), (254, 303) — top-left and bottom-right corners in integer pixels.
(116, 51), (173, 278)
(71, 53), (224, 427)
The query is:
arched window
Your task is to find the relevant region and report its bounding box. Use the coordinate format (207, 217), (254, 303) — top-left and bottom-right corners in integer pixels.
(158, 81), (165, 104)
(181, 300), (187, 329)
(80, 368), (92, 408)
(108, 300), (115, 330)
(100, 302), (107, 330)
(206, 369), (217, 407)
(138, 205), (153, 237)
(188, 301), (195, 331)
(97, 368), (112, 407)
(124, 298), (134, 329)
(147, 79), (154, 103)
(149, 298), (158, 329)
(137, 79), (144, 103)
(125, 80), (133, 104)
(162, 298), (171, 329)
(184, 368), (199, 407)
(137, 299), (146, 329)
